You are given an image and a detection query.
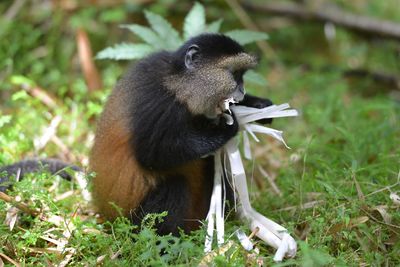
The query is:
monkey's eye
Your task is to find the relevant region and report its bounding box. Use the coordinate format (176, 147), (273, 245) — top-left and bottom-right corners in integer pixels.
(232, 70), (245, 82)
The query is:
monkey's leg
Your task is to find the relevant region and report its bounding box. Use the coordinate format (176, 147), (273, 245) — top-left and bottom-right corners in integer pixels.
(130, 175), (191, 236)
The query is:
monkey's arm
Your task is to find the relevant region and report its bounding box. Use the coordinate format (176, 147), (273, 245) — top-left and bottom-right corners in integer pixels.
(238, 94), (273, 124)
(133, 105), (238, 171)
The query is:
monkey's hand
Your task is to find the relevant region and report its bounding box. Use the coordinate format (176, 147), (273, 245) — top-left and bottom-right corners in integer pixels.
(238, 95), (274, 124)
(218, 111), (238, 133)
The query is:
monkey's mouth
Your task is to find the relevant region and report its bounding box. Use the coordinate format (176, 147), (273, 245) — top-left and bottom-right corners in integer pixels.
(217, 97), (237, 125)
(219, 97), (236, 113)
(218, 87), (245, 114)
(211, 88), (245, 123)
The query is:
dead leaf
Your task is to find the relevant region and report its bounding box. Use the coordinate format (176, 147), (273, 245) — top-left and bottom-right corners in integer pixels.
(389, 192), (400, 205)
(245, 247), (264, 266)
(57, 253), (74, 267)
(328, 216), (369, 234)
(110, 248), (122, 260)
(199, 240), (236, 266)
(28, 247), (63, 255)
(371, 205), (392, 224)
(96, 255), (107, 264)
(352, 173), (365, 201)
(4, 207), (19, 231)
(384, 233), (399, 246)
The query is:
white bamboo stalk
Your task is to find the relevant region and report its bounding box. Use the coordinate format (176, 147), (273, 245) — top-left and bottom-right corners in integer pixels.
(204, 103), (298, 261)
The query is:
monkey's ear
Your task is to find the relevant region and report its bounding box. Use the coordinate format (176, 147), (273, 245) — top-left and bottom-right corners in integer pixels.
(185, 45), (200, 69)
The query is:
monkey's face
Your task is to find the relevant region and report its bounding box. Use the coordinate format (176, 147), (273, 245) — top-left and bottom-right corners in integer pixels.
(191, 63), (246, 117)
(165, 46), (257, 118)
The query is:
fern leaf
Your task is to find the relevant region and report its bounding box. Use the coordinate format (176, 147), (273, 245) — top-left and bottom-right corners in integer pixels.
(96, 43), (154, 60)
(144, 10), (182, 50)
(120, 24), (163, 50)
(206, 19), (223, 33)
(183, 2), (206, 40)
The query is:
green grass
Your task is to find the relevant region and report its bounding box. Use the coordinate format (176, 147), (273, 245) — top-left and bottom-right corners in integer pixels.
(0, 1), (399, 266)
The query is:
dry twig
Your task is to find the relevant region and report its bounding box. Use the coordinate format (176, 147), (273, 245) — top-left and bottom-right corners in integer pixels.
(22, 85), (58, 109)
(344, 69), (400, 89)
(34, 115), (62, 151)
(248, 226), (259, 240)
(0, 252), (20, 267)
(0, 192), (39, 216)
(4, 0), (26, 21)
(258, 166), (282, 196)
(225, 0), (279, 62)
(276, 200), (325, 212)
(51, 136), (77, 162)
(77, 28), (103, 92)
(242, 1), (400, 41)
(54, 0), (154, 11)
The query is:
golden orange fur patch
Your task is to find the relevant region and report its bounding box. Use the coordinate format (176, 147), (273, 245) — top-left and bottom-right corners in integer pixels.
(90, 87), (156, 220)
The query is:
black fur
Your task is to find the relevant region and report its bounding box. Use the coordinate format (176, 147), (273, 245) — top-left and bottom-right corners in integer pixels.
(132, 100), (238, 171)
(173, 34), (245, 72)
(126, 34), (271, 171)
(131, 175), (190, 236)
(130, 156), (231, 236)
(120, 34), (273, 234)
(0, 159), (80, 192)
(126, 51), (239, 171)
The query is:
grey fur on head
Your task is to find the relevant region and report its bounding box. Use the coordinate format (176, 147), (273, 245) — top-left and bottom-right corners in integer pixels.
(164, 53), (257, 116)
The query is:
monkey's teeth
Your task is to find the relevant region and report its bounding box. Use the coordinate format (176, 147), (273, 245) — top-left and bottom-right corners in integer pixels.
(220, 97), (236, 113)
(222, 113), (234, 125)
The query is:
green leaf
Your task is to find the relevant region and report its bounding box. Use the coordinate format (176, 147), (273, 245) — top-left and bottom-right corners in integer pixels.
(144, 10), (182, 50)
(206, 19), (223, 33)
(120, 24), (163, 50)
(299, 242), (334, 266)
(96, 43), (154, 60)
(11, 90), (29, 101)
(0, 115), (12, 128)
(224, 29), (268, 45)
(99, 8), (126, 23)
(244, 70), (268, 86)
(183, 2), (206, 40)
(10, 75), (35, 87)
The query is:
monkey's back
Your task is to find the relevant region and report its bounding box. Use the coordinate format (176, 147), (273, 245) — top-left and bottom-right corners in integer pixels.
(90, 82), (157, 219)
